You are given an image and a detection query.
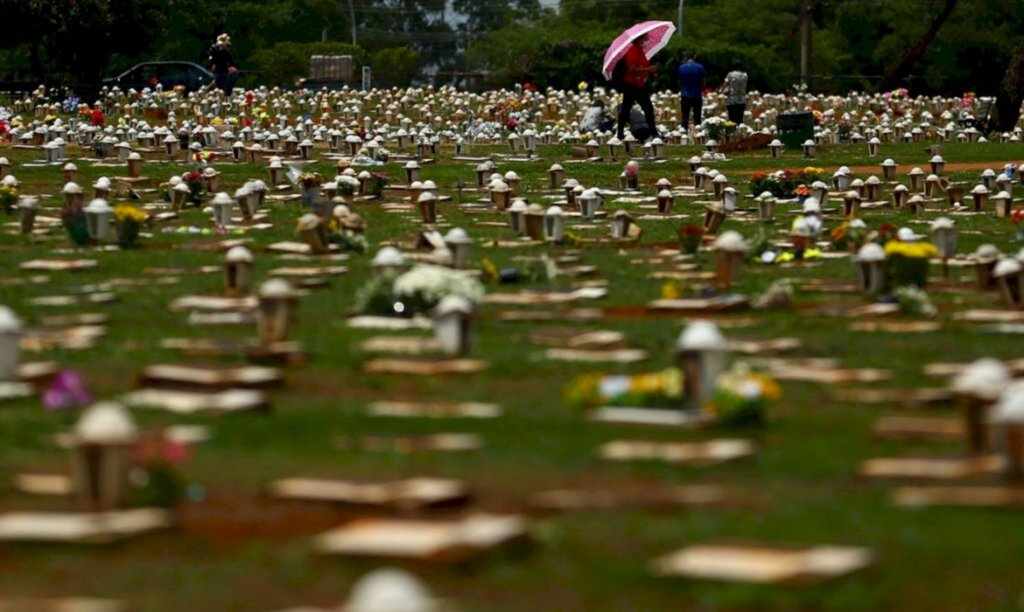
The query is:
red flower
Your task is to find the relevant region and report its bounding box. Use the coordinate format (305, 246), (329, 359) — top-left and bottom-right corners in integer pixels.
(90, 109), (105, 126)
(1012, 206), (1024, 224)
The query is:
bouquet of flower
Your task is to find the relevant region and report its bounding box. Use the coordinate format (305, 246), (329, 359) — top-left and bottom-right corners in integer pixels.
(182, 171), (204, 203)
(830, 221), (868, 251)
(373, 147), (390, 163)
(752, 279), (795, 310)
(837, 120), (854, 143)
(0, 185), (17, 214)
(564, 369), (683, 411)
(367, 172), (389, 196)
(885, 240), (937, 288)
(60, 205), (90, 246)
(678, 224), (704, 254)
(331, 229), (368, 254)
(392, 264), (485, 312)
(114, 204), (147, 249)
(750, 170), (795, 198)
(337, 175), (360, 196)
(702, 116), (736, 141)
(893, 285), (937, 318)
(793, 184), (810, 200)
(129, 429), (189, 508)
(706, 362), (780, 427)
(298, 172), (323, 189)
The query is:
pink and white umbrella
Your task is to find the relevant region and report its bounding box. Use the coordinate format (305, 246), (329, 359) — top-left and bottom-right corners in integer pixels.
(602, 21), (677, 81)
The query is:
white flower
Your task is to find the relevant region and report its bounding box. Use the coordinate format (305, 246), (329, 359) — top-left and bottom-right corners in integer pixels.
(393, 264), (485, 305)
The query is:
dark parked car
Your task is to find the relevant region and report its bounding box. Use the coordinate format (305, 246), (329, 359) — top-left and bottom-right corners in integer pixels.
(101, 61), (213, 93)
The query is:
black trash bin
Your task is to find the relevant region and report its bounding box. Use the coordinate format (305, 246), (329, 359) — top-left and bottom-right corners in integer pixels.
(776, 112), (815, 150)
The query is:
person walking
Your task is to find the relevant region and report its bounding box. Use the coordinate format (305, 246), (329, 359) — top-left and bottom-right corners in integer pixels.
(614, 33), (659, 141)
(723, 59), (749, 125)
(208, 33), (239, 95)
(676, 51), (706, 132)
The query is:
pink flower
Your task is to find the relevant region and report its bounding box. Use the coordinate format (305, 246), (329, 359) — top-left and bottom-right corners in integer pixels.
(42, 369), (92, 411)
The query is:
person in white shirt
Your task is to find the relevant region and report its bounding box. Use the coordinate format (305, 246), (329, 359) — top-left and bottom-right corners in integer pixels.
(723, 59), (749, 125)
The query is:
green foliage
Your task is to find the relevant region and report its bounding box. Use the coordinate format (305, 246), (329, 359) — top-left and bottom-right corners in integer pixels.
(249, 42), (365, 86)
(369, 47), (421, 86)
(0, 0), (1023, 94)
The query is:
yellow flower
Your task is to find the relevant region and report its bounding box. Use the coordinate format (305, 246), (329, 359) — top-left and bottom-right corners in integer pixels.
(804, 166), (824, 175)
(480, 258), (500, 284)
(884, 240), (938, 259)
(113, 204), (147, 223)
(660, 281), (682, 300)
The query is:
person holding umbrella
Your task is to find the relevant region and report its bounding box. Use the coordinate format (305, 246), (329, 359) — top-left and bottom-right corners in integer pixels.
(614, 34), (659, 141)
(602, 21), (676, 142)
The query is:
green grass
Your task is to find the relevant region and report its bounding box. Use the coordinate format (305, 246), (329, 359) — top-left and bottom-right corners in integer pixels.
(2, 138), (1024, 611)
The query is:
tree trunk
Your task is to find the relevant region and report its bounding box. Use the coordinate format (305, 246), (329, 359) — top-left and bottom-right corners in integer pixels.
(878, 0), (957, 92)
(992, 42), (1024, 132)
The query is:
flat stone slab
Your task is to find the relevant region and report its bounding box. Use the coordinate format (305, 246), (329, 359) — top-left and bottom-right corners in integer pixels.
(0, 509), (173, 544)
(600, 439), (755, 465)
(269, 477), (470, 511)
(19, 259), (98, 272)
(892, 485), (1024, 508)
(366, 401), (501, 419)
(138, 364), (283, 389)
(651, 542), (874, 584)
(362, 359), (486, 375)
(121, 388), (269, 414)
(314, 513), (529, 563)
(859, 455), (1004, 480)
(530, 485), (734, 512)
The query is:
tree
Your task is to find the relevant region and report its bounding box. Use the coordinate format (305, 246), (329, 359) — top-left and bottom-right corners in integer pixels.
(370, 47), (421, 86)
(878, 0), (958, 92)
(992, 41), (1024, 132)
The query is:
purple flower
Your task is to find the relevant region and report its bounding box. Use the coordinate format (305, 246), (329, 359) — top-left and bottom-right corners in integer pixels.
(42, 369), (92, 412)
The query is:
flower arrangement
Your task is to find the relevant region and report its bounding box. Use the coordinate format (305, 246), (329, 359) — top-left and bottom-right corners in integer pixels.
(702, 116), (736, 141)
(752, 279), (795, 310)
(886, 88), (909, 101)
(479, 255), (560, 285)
(661, 280), (683, 300)
(394, 265), (484, 307)
(885, 239), (937, 288)
(60, 204), (90, 246)
(893, 285), (937, 318)
(706, 362), (781, 427)
(182, 171), (204, 203)
(373, 147), (390, 163)
(366, 172), (389, 196)
(793, 184), (810, 199)
(42, 369), (92, 413)
(837, 120), (854, 143)
(114, 204), (147, 249)
(298, 172), (323, 189)
(749, 168), (824, 198)
(678, 224), (704, 254)
(564, 369), (683, 411)
(0, 185), (17, 214)
(130, 429), (190, 508)
(356, 265), (485, 316)
(884, 240), (938, 259)
(1012, 206), (1024, 225)
(831, 221), (868, 251)
(331, 228), (368, 253)
(337, 175), (360, 196)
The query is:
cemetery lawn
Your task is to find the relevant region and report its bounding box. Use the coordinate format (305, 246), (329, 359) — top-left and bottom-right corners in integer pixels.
(3, 141), (1024, 610)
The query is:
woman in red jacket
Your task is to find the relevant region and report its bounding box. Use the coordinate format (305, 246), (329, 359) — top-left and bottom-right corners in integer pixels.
(615, 34), (659, 141)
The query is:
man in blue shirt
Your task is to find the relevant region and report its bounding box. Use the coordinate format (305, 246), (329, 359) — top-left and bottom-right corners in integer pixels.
(676, 51), (706, 132)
